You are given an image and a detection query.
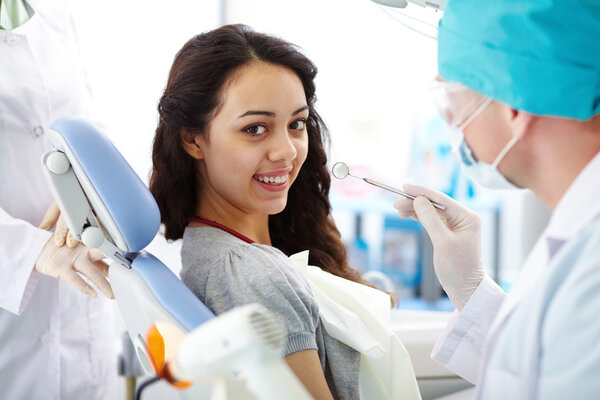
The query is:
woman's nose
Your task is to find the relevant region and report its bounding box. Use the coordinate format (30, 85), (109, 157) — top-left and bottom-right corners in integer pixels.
(268, 130), (298, 162)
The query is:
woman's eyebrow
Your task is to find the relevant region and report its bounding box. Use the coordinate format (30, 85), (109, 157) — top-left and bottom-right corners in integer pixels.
(292, 105), (309, 116)
(238, 110), (275, 118)
(238, 105), (308, 119)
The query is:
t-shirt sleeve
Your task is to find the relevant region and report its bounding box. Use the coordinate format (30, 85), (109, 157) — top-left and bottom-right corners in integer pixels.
(182, 246), (320, 356)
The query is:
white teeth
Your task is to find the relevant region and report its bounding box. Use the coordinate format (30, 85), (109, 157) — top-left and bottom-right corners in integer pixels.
(256, 175), (288, 185)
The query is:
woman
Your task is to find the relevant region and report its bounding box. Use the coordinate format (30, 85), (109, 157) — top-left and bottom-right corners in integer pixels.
(150, 24), (387, 399)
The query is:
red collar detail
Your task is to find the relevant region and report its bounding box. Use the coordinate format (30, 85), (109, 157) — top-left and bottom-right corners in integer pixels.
(189, 217), (255, 244)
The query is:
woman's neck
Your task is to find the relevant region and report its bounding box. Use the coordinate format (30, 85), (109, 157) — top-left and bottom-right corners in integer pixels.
(193, 201), (272, 245)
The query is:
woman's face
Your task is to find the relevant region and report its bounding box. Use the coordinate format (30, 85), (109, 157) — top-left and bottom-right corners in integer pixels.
(194, 62), (309, 218)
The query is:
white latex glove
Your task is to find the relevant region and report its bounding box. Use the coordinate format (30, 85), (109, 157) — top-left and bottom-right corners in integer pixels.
(393, 183), (484, 310)
(39, 201), (78, 248)
(34, 237), (115, 299)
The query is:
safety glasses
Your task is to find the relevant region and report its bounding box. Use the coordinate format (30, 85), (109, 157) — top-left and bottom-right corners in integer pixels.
(428, 80), (492, 130)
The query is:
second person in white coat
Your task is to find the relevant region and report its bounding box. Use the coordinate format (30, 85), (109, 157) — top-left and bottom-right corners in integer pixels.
(0, 0), (118, 398)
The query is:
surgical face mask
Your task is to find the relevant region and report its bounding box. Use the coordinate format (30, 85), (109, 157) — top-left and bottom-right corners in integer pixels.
(451, 97), (520, 190)
(454, 130), (520, 190)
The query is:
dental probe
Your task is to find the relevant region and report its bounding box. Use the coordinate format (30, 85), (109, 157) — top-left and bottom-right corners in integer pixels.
(331, 162), (446, 211)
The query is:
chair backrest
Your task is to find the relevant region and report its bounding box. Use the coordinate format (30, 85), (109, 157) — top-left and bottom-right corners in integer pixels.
(42, 117), (215, 375)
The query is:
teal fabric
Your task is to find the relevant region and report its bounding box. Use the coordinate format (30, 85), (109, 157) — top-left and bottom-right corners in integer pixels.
(438, 0), (600, 121)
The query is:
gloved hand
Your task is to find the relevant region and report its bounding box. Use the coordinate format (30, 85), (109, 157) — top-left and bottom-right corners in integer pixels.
(34, 237), (115, 299)
(39, 201), (78, 248)
(393, 183), (484, 310)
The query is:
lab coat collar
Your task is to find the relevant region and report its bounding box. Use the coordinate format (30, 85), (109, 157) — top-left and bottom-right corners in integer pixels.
(544, 151), (600, 242)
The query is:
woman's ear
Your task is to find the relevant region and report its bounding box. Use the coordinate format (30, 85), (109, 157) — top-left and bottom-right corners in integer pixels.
(181, 130), (204, 160)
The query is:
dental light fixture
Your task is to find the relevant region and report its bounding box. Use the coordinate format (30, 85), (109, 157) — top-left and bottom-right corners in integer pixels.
(370, 0), (445, 39)
(371, 0), (445, 11)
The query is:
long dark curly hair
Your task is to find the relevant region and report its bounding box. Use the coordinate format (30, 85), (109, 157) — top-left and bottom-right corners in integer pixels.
(150, 24), (370, 287)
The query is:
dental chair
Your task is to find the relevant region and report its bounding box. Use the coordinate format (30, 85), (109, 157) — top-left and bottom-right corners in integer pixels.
(41, 117), (311, 400)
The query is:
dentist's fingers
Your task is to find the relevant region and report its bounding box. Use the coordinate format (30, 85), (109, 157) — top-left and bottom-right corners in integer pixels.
(73, 247), (114, 299)
(393, 183), (451, 220)
(35, 239), (114, 299)
(412, 196), (450, 243)
(54, 214), (70, 247)
(74, 258), (114, 299)
(38, 202), (77, 247)
(66, 228), (78, 248)
(402, 183), (466, 222)
(88, 248), (110, 278)
(394, 192), (449, 241)
(57, 264), (99, 298)
(39, 201), (60, 231)
(402, 183), (450, 200)
(393, 197), (419, 220)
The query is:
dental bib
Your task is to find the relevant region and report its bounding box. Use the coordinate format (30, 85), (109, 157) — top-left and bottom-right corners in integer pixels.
(289, 251), (421, 400)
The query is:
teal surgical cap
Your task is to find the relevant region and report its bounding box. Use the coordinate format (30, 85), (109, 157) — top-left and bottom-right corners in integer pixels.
(438, 0), (600, 121)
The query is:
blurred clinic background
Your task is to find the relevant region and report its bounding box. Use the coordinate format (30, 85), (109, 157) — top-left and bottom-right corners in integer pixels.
(70, 0), (551, 311)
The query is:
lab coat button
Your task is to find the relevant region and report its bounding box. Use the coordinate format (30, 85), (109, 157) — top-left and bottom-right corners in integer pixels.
(41, 333), (54, 344)
(31, 125), (44, 137)
(5, 33), (20, 46)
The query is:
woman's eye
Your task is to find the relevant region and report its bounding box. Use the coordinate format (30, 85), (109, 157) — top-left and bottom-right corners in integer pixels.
(290, 119), (306, 130)
(244, 124), (267, 135)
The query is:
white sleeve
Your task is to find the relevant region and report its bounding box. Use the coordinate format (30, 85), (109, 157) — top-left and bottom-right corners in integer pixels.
(430, 275), (506, 383)
(0, 206), (52, 315)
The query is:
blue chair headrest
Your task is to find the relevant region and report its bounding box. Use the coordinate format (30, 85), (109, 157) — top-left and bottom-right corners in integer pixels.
(50, 117), (160, 252)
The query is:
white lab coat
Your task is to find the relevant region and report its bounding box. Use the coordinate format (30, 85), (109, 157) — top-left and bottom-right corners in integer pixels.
(0, 1), (118, 398)
(432, 152), (600, 399)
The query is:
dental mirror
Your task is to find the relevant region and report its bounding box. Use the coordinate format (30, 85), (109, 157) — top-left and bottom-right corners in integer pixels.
(332, 162), (350, 180)
(331, 162), (446, 210)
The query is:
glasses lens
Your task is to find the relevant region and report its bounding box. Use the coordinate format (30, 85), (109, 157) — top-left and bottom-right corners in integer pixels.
(428, 80), (490, 128)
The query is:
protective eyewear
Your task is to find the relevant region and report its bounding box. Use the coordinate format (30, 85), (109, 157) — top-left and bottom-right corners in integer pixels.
(428, 80), (492, 130)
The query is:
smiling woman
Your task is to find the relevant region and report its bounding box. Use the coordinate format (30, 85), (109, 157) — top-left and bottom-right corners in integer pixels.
(148, 24), (394, 399)
(182, 61), (311, 235)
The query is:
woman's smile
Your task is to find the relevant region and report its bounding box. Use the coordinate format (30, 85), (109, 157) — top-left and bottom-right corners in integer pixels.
(253, 169), (291, 192)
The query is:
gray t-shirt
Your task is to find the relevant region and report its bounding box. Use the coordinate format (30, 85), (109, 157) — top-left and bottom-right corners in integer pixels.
(180, 227), (360, 400)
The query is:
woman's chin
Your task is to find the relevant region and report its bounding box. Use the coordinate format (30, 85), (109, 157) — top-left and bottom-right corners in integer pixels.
(263, 200), (288, 216)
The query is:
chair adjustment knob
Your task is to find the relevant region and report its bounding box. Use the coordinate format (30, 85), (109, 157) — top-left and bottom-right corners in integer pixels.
(82, 226), (105, 249)
(46, 151), (71, 175)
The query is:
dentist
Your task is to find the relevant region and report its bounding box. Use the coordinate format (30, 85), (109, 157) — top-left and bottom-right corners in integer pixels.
(394, 0), (600, 398)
